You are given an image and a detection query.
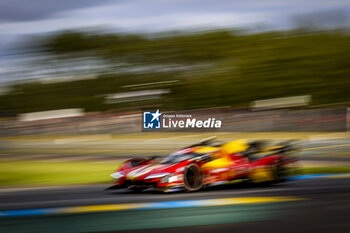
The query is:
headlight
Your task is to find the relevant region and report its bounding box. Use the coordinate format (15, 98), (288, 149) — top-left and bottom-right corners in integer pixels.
(161, 173), (180, 183)
(110, 171), (124, 179)
(168, 175), (179, 183)
(145, 173), (169, 179)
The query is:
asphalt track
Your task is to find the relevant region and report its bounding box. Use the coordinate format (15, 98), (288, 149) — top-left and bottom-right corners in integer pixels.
(1, 177), (350, 233)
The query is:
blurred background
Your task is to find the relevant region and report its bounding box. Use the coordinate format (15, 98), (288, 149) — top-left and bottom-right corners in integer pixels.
(0, 2), (350, 134)
(0, 1), (350, 232)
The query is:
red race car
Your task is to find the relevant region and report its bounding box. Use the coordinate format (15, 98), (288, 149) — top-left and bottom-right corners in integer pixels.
(108, 137), (298, 192)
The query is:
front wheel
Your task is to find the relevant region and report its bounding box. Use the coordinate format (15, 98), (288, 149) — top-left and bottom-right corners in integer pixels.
(183, 164), (203, 192)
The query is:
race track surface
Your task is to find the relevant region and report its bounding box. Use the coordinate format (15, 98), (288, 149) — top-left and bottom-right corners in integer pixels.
(1, 177), (350, 233)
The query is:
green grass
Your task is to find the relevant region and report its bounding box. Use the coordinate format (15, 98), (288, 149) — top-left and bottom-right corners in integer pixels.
(299, 166), (350, 174)
(0, 159), (349, 188)
(0, 160), (121, 187)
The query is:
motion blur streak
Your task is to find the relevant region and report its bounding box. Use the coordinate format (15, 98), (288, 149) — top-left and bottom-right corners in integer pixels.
(0, 196), (305, 218)
(1, 1), (350, 233)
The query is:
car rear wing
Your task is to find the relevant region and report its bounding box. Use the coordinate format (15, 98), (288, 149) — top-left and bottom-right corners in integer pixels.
(264, 140), (300, 154)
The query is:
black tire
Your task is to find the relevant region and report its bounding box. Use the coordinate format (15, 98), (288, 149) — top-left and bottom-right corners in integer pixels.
(183, 164), (203, 192)
(272, 165), (289, 182)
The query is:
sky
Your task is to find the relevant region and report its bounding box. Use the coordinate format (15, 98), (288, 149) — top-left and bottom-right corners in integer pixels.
(0, 0), (349, 51)
(0, 0), (349, 83)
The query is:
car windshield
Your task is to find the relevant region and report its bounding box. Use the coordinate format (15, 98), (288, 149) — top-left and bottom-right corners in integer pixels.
(161, 153), (196, 164)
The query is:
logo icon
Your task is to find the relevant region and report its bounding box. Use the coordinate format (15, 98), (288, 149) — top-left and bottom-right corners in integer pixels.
(143, 109), (162, 129)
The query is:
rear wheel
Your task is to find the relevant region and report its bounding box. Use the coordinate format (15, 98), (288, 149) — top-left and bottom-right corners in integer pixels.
(183, 164), (203, 192)
(273, 165), (290, 182)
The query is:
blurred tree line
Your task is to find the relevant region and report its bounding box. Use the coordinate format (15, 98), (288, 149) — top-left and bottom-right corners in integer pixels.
(1, 28), (350, 115)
